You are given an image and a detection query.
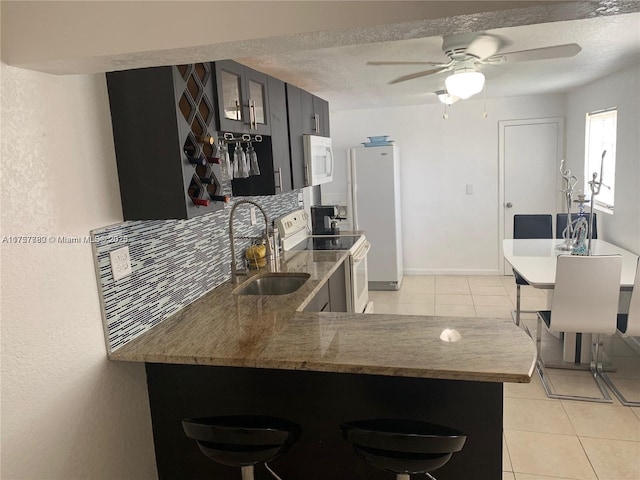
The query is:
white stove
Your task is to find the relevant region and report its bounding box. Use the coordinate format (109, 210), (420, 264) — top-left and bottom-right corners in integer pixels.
(276, 209), (372, 313)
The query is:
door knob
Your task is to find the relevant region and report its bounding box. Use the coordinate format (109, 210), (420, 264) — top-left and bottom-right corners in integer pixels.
(505, 202), (513, 208)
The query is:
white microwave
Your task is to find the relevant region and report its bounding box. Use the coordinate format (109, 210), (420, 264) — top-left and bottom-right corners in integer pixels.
(303, 135), (334, 186)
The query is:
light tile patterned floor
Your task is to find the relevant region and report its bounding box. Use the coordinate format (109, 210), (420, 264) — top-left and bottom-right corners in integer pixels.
(368, 275), (640, 480)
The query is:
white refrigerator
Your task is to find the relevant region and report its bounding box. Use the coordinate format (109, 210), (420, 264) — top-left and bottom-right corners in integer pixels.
(349, 145), (403, 290)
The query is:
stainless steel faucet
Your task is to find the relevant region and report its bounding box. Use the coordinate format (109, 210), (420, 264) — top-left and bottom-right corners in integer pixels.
(228, 200), (272, 283)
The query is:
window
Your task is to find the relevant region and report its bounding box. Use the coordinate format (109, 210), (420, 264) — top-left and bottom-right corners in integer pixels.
(584, 108), (617, 212)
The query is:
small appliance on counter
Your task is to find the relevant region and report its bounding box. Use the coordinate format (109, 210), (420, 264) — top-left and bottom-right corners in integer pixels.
(311, 205), (346, 235)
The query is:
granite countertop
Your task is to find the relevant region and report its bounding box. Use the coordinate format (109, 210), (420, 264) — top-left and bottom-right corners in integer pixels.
(110, 249), (537, 383)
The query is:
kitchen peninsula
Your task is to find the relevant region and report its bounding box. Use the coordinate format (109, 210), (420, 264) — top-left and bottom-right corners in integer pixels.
(111, 250), (536, 480)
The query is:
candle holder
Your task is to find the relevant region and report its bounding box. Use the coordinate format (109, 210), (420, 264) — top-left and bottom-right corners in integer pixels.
(556, 159), (578, 252)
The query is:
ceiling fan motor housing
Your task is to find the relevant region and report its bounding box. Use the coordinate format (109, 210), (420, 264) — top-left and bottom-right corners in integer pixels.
(442, 33), (501, 61)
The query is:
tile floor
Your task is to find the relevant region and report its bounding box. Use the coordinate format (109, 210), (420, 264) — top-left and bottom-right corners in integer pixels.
(368, 275), (640, 480)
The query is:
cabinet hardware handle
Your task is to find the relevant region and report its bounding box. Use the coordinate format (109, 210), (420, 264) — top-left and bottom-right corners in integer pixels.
(251, 101), (257, 129)
(275, 167), (283, 192)
(304, 164), (309, 185)
(235, 100), (240, 121)
(313, 113), (320, 133)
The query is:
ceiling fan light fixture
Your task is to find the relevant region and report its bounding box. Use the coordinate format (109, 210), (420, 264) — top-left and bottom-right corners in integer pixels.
(445, 69), (485, 99)
(435, 89), (460, 105)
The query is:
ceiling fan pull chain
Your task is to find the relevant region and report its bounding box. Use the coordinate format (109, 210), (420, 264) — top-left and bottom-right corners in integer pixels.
(482, 83), (488, 119)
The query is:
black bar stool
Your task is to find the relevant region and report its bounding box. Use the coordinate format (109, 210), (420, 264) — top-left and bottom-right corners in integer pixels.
(182, 415), (300, 480)
(340, 418), (466, 479)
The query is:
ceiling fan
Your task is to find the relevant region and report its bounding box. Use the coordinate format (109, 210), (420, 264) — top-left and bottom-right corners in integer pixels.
(367, 33), (581, 100)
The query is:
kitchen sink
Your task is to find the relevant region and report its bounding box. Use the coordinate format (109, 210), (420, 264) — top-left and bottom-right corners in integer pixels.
(233, 273), (311, 296)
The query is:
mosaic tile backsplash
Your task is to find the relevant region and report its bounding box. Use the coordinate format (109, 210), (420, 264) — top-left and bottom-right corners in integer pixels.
(92, 190), (301, 352)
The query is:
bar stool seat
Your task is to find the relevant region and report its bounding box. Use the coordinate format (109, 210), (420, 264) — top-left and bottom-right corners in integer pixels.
(341, 419), (466, 479)
(182, 415), (300, 479)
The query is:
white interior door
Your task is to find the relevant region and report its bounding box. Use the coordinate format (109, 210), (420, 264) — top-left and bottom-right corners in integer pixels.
(499, 118), (564, 274)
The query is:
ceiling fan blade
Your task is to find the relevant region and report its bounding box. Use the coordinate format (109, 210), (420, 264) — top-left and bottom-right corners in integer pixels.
(388, 67), (449, 85)
(491, 43), (582, 63)
(367, 61), (446, 66)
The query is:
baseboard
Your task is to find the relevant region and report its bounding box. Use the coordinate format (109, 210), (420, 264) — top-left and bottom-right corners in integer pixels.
(403, 268), (503, 276)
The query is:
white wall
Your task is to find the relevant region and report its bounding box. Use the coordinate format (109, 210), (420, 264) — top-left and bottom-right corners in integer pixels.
(1, 64), (157, 479)
(325, 94), (566, 274)
(565, 65), (640, 255)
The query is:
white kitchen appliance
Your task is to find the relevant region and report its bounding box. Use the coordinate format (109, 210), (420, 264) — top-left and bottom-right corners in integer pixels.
(277, 209), (372, 313)
(350, 145), (403, 290)
(303, 135), (334, 186)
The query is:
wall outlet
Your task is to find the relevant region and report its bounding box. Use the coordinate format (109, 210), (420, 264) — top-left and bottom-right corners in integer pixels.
(110, 246), (132, 281)
(250, 207), (257, 225)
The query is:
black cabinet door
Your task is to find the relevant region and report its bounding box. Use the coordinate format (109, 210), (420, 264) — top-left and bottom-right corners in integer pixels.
(286, 84), (307, 189)
(313, 95), (330, 137)
(229, 75), (290, 197)
(107, 63), (225, 220)
(267, 76), (292, 193)
(300, 88), (316, 135)
(301, 92), (330, 137)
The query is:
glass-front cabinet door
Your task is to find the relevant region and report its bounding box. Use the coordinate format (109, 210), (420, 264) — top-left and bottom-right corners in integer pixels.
(221, 70), (243, 122)
(214, 60), (271, 135)
(214, 60), (245, 132)
(244, 67), (270, 135)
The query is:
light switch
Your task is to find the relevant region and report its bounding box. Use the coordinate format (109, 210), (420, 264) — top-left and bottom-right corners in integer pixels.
(466, 184), (473, 195)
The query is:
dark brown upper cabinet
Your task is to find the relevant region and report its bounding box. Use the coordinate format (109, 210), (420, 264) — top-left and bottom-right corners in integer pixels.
(213, 60), (271, 136)
(107, 63), (226, 220)
(300, 90), (330, 137)
(286, 84), (331, 189)
(230, 76), (293, 196)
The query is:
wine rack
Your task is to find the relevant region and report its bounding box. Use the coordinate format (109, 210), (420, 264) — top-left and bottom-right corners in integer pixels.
(176, 63), (228, 209)
(107, 63), (226, 220)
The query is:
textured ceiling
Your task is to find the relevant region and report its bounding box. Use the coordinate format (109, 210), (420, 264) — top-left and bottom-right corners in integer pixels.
(239, 13), (640, 111)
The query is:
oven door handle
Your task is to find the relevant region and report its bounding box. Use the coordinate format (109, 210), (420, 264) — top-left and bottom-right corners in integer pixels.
(352, 241), (371, 263)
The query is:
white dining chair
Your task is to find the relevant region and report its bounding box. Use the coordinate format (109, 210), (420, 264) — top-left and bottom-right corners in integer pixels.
(536, 254), (622, 403)
(599, 257), (640, 406)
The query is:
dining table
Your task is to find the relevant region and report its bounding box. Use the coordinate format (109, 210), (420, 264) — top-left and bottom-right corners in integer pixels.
(503, 238), (639, 365)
